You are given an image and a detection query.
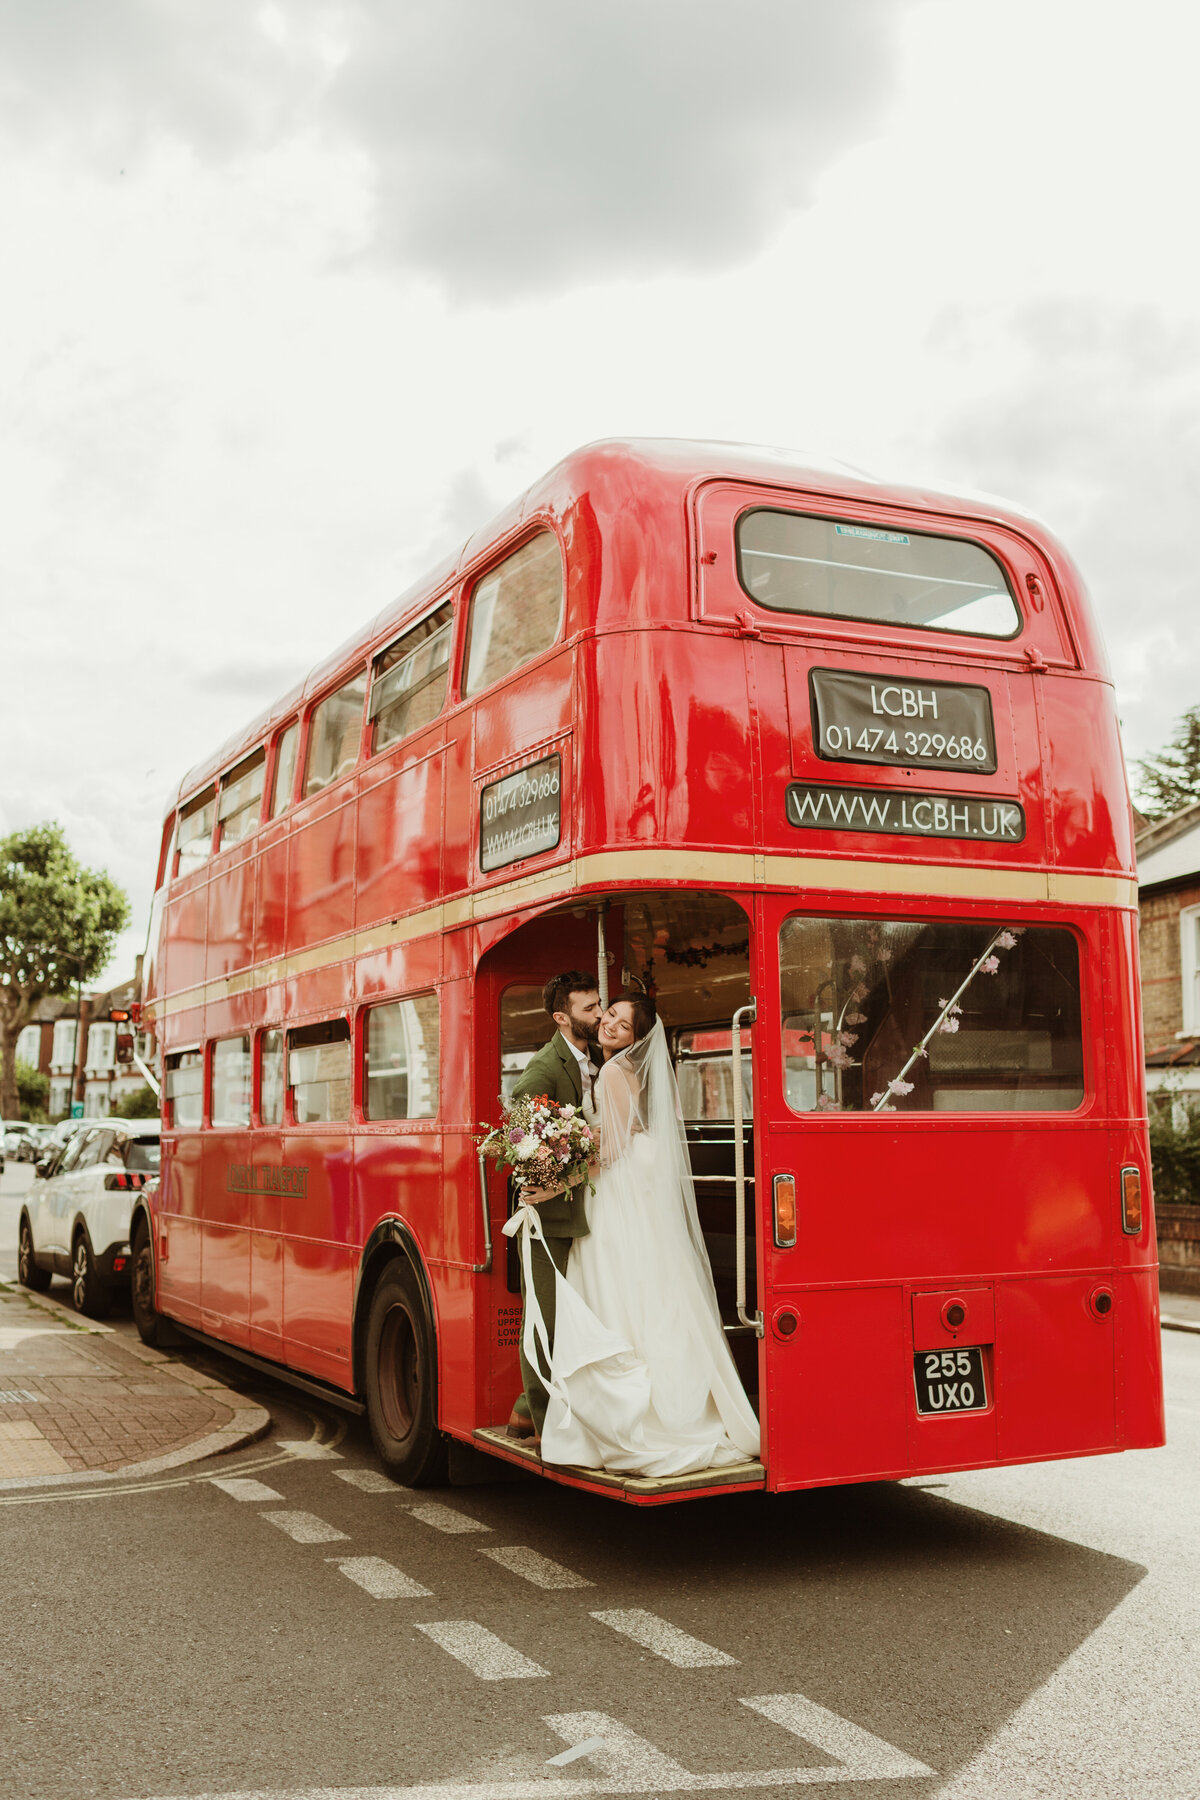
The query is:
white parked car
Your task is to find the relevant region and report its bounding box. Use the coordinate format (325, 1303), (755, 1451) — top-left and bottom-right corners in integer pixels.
(2, 1120), (38, 1160)
(18, 1119), (162, 1317)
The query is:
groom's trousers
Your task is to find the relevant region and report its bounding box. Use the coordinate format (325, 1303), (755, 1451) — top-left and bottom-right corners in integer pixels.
(516, 1232), (571, 1434)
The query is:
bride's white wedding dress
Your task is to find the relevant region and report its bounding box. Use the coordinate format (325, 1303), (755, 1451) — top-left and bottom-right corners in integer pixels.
(506, 1021), (761, 1478)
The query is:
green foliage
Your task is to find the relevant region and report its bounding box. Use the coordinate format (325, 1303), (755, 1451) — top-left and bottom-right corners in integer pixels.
(15, 1059), (49, 1122)
(1148, 1096), (1200, 1205)
(111, 1083), (160, 1120)
(0, 822), (131, 1118)
(1134, 706), (1200, 822)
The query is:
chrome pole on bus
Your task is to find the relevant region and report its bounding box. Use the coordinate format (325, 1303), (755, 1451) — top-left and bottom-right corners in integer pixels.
(731, 1000), (763, 1337)
(472, 1151), (494, 1275)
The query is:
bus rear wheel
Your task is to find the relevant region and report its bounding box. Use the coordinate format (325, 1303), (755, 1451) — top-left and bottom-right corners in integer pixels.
(130, 1219), (164, 1346)
(364, 1259), (447, 1487)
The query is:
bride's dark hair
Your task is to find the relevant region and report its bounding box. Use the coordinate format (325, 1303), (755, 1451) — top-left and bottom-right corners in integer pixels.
(623, 992), (657, 1042)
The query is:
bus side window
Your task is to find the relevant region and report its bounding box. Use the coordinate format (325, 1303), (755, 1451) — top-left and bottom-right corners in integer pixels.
(174, 788), (215, 879)
(259, 1028), (285, 1126)
(462, 531), (564, 698)
(288, 1019), (352, 1123)
(270, 722), (299, 819)
(369, 604), (454, 754)
(211, 1035), (252, 1127)
(304, 672), (367, 798)
(217, 751), (266, 850)
(363, 994), (440, 1120)
(164, 1050), (204, 1128)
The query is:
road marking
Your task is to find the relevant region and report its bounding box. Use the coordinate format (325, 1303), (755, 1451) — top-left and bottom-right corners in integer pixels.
(590, 1607), (736, 1668)
(336, 1467), (400, 1492)
(209, 1477), (283, 1502)
(480, 1546), (593, 1589)
(407, 1500), (490, 1534)
(276, 1439), (343, 1459)
(742, 1691), (936, 1779)
(327, 1555), (431, 1598)
(260, 1509), (349, 1544)
(414, 1620), (549, 1681)
(126, 1691), (935, 1792)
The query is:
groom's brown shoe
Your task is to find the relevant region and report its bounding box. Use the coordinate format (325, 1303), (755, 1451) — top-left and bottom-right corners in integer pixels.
(505, 1404), (536, 1440)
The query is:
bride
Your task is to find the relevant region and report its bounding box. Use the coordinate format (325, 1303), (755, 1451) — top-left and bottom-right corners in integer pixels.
(506, 995), (761, 1478)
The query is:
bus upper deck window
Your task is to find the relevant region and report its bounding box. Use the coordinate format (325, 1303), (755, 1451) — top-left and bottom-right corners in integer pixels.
(270, 721), (299, 818)
(370, 604), (454, 754)
(463, 531), (564, 698)
(288, 1019), (352, 1123)
(304, 672), (367, 799)
(174, 788), (215, 879)
(364, 994), (440, 1120)
(217, 750), (266, 850)
(737, 510), (1021, 638)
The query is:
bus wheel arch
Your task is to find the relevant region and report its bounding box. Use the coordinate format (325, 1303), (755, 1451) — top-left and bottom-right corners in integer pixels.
(355, 1225), (448, 1488)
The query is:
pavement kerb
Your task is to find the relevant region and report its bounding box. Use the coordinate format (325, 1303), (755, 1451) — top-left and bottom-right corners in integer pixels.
(0, 1280), (272, 1491)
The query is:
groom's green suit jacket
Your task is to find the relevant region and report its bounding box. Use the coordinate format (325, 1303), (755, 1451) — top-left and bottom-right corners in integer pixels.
(511, 1030), (596, 1238)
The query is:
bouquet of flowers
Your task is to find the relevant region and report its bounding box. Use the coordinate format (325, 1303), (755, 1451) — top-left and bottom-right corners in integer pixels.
(478, 1094), (598, 1196)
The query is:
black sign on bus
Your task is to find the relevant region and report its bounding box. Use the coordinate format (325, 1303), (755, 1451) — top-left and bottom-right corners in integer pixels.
(786, 782), (1025, 843)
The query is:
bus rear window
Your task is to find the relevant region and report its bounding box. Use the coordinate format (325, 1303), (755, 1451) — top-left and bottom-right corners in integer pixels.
(737, 510), (1021, 638)
(779, 917), (1084, 1114)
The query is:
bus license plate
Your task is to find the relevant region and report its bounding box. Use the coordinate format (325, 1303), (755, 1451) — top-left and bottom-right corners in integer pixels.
(913, 1346), (988, 1415)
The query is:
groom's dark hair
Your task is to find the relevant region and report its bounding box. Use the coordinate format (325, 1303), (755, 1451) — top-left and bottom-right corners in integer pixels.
(543, 970), (597, 1019)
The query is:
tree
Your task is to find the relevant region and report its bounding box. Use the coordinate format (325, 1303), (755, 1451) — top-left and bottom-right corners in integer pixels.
(16, 1060), (49, 1122)
(1134, 706), (1200, 822)
(111, 1083), (159, 1120)
(0, 824), (130, 1120)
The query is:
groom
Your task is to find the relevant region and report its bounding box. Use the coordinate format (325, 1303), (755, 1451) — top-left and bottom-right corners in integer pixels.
(507, 969), (603, 1442)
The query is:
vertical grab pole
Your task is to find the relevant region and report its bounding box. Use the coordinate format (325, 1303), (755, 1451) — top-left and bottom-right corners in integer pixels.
(731, 999), (763, 1335)
(472, 1151), (494, 1275)
(597, 903), (610, 1010)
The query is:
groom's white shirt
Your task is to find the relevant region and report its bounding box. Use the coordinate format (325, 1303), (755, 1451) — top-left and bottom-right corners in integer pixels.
(564, 1037), (594, 1100)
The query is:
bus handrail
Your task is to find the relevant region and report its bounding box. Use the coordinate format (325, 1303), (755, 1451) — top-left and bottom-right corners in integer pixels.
(731, 999), (763, 1337)
(472, 1151), (494, 1275)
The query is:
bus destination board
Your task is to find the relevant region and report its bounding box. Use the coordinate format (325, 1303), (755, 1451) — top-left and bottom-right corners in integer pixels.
(810, 668), (997, 774)
(787, 782), (1025, 843)
(480, 753), (562, 872)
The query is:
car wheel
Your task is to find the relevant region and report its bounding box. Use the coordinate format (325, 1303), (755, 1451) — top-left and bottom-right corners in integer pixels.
(363, 1258), (447, 1487)
(17, 1216), (51, 1292)
(71, 1232), (112, 1319)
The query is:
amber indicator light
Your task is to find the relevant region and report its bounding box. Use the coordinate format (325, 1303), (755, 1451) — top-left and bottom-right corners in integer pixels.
(1120, 1166), (1142, 1235)
(773, 1173), (797, 1248)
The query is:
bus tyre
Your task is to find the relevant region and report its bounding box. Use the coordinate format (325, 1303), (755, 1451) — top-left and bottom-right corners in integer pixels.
(72, 1231), (112, 1320)
(130, 1219), (164, 1345)
(18, 1216), (51, 1292)
(364, 1259), (447, 1487)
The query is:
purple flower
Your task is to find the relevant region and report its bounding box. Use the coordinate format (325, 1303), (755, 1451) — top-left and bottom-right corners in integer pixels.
(508, 1128), (526, 1145)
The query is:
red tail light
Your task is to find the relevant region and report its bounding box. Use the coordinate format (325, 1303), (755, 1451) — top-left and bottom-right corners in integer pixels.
(773, 1173), (797, 1248)
(1120, 1166), (1143, 1235)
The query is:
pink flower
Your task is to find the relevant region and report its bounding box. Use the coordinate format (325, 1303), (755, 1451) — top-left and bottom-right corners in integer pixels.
(845, 1011), (867, 1026)
(940, 1016), (960, 1033)
(981, 955), (1000, 974)
(849, 954), (867, 975)
(869, 1091), (885, 1108)
(823, 1043), (856, 1069)
(888, 1078), (914, 1097)
(850, 983), (869, 1004)
(995, 931), (1017, 950)
(837, 1031), (859, 1048)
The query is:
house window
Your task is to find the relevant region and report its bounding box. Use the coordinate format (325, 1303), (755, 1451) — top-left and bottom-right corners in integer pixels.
(87, 1024), (116, 1073)
(1180, 905), (1200, 1035)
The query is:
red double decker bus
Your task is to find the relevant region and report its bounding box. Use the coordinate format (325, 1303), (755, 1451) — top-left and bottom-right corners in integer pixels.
(135, 438), (1164, 1503)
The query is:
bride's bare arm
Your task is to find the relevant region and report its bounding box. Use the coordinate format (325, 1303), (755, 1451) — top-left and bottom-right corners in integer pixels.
(598, 1063), (641, 1164)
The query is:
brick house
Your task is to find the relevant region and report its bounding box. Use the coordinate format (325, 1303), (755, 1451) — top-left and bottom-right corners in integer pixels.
(46, 965), (157, 1120)
(1136, 799), (1200, 1106)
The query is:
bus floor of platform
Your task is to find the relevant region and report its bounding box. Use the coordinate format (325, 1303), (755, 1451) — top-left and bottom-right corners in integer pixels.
(472, 1424), (765, 1496)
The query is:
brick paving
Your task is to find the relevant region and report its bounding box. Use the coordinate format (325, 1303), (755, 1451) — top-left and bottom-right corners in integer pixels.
(0, 1285), (247, 1479)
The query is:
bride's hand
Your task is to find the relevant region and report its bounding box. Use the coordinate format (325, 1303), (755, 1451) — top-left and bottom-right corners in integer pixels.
(519, 1181), (564, 1205)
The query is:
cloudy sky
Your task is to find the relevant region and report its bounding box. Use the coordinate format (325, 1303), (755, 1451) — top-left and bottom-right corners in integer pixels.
(2, 0), (1198, 983)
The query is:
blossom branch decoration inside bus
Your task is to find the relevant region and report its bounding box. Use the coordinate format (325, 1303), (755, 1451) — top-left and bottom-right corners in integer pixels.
(868, 928), (1024, 1112)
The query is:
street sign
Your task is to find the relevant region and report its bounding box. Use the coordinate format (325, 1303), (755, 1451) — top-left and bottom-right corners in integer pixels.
(70, 1101), (84, 1119)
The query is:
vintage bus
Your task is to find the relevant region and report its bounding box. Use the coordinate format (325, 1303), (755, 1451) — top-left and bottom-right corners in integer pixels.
(134, 438), (1164, 1503)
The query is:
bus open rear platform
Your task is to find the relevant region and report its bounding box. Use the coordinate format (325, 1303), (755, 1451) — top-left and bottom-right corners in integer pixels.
(472, 1426), (765, 1504)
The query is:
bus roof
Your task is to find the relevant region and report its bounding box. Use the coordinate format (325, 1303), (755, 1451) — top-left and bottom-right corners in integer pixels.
(165, 436), (1090, 814)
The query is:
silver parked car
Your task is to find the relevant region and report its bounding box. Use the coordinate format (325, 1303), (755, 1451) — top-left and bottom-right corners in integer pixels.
(18, 1120), (162, 1316)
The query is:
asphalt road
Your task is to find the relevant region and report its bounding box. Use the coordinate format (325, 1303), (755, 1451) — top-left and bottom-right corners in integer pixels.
(1, 1160), (1197, 1800)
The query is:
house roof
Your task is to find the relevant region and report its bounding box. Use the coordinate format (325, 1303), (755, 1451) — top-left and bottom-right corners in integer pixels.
(1136, 797), (1200, 891)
